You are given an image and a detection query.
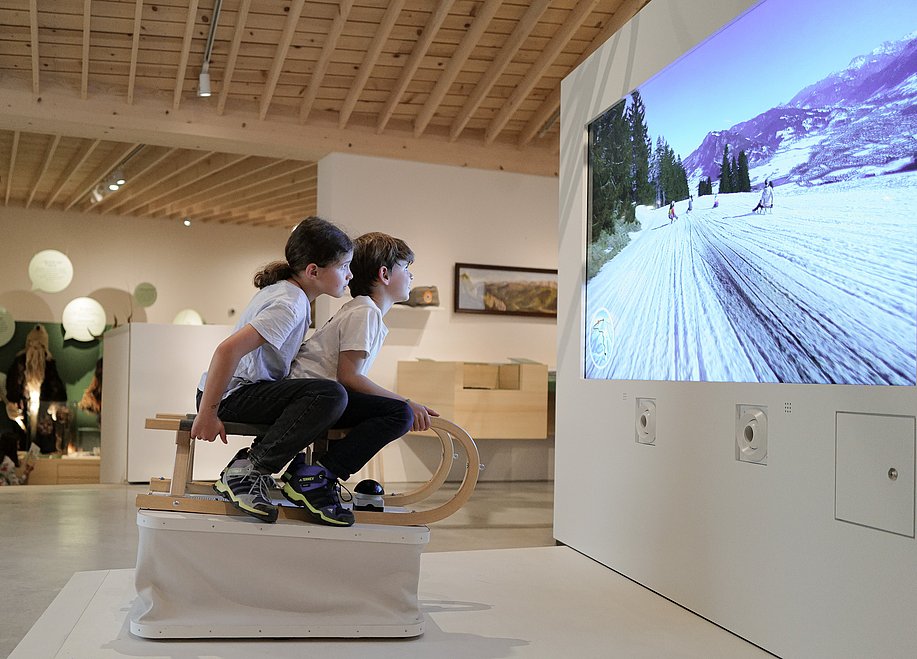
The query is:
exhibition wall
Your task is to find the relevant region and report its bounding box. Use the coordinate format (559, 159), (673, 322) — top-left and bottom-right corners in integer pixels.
(1, 154), (558, 481)
(318, 153), (558, 481)
(0, 206), (287, 326)
(555, 0), (917, 657)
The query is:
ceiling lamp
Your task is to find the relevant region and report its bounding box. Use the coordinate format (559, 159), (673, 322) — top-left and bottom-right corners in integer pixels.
(198, 0), (222, 98)
(198, 69), (212, 97)
(86, 146), (144, 204)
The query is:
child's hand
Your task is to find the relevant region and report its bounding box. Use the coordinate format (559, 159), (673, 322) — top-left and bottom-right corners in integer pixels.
(190, 412), (228, 444)
(408, 400), (439, 432)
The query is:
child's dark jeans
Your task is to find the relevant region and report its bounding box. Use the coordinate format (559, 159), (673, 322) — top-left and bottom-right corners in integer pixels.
(197, 378), (347, 474)
(320, 391), (414, 481)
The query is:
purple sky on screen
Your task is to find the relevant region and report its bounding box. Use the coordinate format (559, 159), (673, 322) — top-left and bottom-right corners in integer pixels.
(635, 0), (916, 159)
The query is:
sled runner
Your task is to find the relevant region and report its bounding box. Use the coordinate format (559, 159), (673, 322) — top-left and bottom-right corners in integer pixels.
(135, 413), (481, 526)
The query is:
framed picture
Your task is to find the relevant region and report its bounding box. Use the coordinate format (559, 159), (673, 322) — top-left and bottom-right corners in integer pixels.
(454, 263), (558, 318)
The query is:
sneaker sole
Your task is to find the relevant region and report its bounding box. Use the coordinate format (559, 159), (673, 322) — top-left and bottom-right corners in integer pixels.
(213, 481), (279, 523)
(280, 482), (354, 527)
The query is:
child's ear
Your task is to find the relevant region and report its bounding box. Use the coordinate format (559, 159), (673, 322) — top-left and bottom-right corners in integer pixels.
(305, 263), (320, 279)
(378, 265), (391, 285)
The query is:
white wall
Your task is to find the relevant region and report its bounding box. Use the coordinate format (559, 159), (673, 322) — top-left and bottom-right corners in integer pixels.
(556, 1), (916, 658)
(318, 153), (558, 481)
(0, 206), (290, 325)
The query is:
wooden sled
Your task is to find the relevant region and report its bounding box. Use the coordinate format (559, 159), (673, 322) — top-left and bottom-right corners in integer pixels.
(136, 414), (481, 526)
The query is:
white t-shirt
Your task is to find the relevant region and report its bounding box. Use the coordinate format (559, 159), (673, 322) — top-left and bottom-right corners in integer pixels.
(290, 296), (387, 380)
(199, 280), (311, 398)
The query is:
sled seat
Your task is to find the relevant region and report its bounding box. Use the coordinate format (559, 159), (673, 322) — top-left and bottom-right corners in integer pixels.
(136, 414), (481, 526)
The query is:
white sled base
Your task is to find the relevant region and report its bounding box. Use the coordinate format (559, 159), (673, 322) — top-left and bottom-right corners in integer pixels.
(130, 509), (429, 639)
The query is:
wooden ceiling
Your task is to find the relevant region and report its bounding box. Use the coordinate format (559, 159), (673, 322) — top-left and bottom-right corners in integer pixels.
(0, 0), (646, 228)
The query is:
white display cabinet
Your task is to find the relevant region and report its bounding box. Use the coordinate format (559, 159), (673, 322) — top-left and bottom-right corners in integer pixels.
(100, 323), (251, 483)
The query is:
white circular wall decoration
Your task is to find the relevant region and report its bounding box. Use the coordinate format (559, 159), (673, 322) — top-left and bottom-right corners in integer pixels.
(0, 306), (14, 347)
(173, 309), (204, 325)
(28, 249), (74, 293)
(62, 297), (107, 341)
(133, 282), (158, 307)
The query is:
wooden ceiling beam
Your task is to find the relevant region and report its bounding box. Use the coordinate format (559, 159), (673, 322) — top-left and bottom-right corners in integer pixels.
(259, 0), (307, 120)
(109, 150), (215, 215)
(99, 149), (210, 215)
(339, 0), (405, 129)
(518, 0), (647, 146)
(128, 153), (250, 217)
(485, 0), (601, 144)
(169, 160), (307, 209)
(127, 0), (144, 104)
(29, 0), (39, 96)
(413, 0), (501, 138)
(299, 0), (354, 123)
(45, 138), (100, 209)
(214, 198), (315, 226)
(81, 0), (91, 99)
(376, 0), (453, 134)
(172, 0), (201, 110)
(0, 85), (558, 176)
(217, 0), (251, 115)
(143, 156), (282, 215)
(450, 0), (551, 142)
(214, 185), (316, 216)
(5, 131), (20, 205)
(25, 134), (60, 208)
(174, 182), (316, 224)
(185, 175), (317, 219)
(65, 142), (139, 211)
(193, 164), (315, 207)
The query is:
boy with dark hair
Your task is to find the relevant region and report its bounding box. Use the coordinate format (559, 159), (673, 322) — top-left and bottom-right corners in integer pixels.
(284, 232), (438, 515)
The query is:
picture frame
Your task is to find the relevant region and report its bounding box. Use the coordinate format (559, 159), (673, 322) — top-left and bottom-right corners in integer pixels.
(453, 263), (558, 318)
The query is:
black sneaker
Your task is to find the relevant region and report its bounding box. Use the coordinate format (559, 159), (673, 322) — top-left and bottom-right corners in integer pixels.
(281, 458), (354, 527)
(213, 449), (278, 523)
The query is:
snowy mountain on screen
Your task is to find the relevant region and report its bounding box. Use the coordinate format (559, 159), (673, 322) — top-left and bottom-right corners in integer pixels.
(683, 31), (917, 188)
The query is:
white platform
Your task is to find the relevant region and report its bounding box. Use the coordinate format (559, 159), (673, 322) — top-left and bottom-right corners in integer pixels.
(11, 546), (772, 658)
(132, 510), (428, 639)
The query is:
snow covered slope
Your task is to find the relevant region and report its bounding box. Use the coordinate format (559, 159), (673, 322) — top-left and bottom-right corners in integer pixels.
(586, 172), (917, 384)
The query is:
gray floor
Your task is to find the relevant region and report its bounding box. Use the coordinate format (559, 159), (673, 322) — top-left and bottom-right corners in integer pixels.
(0, 480), (555, 657)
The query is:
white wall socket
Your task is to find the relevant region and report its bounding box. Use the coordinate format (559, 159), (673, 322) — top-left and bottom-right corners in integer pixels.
(636, 398), (656, 445)
(736, 405), (767, 464)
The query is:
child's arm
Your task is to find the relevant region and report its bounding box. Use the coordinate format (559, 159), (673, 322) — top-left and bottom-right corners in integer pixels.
(191, 324), (266, 443)
(337, 350), (439, 432)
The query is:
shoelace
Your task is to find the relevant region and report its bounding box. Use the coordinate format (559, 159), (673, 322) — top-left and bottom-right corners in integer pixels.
(335, 480), (353, 504)
(312, 463), (353, 505)
(244, 469), (276, 503)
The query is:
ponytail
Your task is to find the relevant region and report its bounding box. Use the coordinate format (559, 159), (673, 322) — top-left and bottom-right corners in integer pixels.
(253, 261), (294, 289)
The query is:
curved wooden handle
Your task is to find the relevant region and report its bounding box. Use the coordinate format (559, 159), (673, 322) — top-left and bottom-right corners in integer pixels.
(354, 417), (481, 526)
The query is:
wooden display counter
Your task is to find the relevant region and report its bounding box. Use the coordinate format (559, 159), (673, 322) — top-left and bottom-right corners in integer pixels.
(396, 360), (548, 439)
(26, 456), (101, 485)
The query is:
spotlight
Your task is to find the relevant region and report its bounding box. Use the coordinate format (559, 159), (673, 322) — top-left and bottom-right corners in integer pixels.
(198, 71), (211, 97)
(114, 169), (126, 186)
(90, 186), (104, 203)
(183, 218), (192, 227)
(108, 181), (120, 191)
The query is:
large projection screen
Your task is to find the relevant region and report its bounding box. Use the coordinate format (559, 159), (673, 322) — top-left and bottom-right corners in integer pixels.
(556, 1), (917, 657)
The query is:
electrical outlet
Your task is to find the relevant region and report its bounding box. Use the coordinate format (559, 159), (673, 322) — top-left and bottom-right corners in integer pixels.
(736, 405), (767, 464)
(636, 398), (656, 445)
